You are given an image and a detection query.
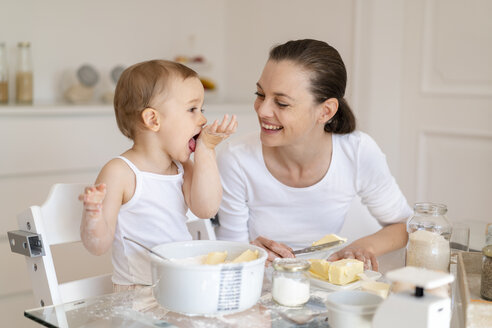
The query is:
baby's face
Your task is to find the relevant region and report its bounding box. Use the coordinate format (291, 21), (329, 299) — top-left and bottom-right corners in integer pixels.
(152, 76), (206, 162)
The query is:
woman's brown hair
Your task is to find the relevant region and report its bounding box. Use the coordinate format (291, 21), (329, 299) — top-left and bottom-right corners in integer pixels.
(269, 39), (356, 134)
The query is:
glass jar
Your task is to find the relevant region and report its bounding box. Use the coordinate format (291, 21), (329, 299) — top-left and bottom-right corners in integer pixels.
(16, 42), (33, 104)
(405, 203), (452, 272)
(0, 42), (8, 104)
(481, 245), (492, 301)
(271, 258), (311, 307)
(486, 223), (492, 246)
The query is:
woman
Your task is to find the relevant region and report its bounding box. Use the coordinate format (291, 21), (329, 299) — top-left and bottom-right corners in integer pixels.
(216, 39), (411, 270)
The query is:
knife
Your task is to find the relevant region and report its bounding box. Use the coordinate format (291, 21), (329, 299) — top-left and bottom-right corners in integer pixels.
(292, 240), (345, 255)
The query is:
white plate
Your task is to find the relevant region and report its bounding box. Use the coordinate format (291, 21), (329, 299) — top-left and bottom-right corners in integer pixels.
(309, 270), (382, 291)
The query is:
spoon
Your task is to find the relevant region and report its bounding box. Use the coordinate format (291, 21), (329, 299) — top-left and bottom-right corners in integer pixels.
(123, 236), (168, 261)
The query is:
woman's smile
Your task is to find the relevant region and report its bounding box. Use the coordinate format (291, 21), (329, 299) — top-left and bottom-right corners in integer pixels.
(261, 122), (283, 131)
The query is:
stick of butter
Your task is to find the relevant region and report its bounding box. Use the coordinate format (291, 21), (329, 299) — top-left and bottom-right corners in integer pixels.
(361, 281), (390, 298)
(328, 259), (364, 285)
(204, 251), (228, 265)
(232, 249), (259, 263)
(308, 259), (331, 280)
(312, 233), (347, 246)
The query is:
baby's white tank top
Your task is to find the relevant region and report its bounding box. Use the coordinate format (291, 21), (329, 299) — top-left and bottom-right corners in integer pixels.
(111, 156), (192, 285)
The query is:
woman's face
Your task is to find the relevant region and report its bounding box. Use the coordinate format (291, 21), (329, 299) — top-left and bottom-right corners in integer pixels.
(254, 60), (323, 147)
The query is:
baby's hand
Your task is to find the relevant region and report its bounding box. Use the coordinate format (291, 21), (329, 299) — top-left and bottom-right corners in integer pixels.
(199, 114), (237, 149)
(78, 184), (106, 218)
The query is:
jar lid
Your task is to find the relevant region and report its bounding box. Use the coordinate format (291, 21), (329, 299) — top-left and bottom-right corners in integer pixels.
(483, 245), (492, 258)
(18, 42), (31, 47)
(272, 258), (310, 272)
(414, 202), (448, 215)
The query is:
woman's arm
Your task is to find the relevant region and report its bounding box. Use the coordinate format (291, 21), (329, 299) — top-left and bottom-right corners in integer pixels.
(328, 222), (408, 271)
(332, 133), (411, 270)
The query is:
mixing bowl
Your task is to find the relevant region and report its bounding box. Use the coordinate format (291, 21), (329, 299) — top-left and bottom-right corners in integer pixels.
(151, 240), (267, 315)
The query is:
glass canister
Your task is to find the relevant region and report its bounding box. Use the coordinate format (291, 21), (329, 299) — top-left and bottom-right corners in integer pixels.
(272, 258), (311, 307)
(405, 203), (452, 272)
(481, 245), (492, 301)
(0, 42), (8, 104)
(16, 41), (33, 104)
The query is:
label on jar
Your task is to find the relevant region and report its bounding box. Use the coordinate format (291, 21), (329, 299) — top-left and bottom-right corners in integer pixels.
(217, 266), (243, 311)
(406, 230), (450, 272)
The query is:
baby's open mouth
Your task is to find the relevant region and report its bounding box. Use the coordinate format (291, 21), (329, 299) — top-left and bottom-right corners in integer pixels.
(188, 132), (200, 152)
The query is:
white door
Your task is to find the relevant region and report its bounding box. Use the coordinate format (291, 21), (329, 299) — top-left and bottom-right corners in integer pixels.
(355, 0), (492, 250)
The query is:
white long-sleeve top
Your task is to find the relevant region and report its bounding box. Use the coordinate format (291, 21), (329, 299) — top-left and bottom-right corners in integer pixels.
(216, 131), (412, 249)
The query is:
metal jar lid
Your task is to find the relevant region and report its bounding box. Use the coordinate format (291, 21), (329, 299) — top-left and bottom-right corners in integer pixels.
(272, 258), (310, 272)
(483, 245), (492, 258)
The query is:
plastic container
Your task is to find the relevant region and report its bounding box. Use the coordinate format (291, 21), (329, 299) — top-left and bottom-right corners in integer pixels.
(150, 240), (267, 315)
(271, 258), (310, 307)
(406, 202), (452, 272)
(325, 290), (384, 328)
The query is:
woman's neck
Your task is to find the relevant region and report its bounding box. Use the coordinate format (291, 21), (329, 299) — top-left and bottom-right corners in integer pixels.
(262, 132), (333, 188)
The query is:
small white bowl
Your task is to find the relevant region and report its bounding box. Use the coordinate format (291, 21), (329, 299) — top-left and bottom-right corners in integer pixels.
(324, 290), (384, 328)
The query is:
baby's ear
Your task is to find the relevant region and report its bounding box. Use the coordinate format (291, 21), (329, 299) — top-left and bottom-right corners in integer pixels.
(141, 108), (160, 131)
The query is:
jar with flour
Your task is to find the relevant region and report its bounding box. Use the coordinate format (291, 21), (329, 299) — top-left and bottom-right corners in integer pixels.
(405, 203), (452, 272)
(272, 258), (311, 307)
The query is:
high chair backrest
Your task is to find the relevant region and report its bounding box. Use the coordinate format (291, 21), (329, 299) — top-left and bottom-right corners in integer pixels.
(13, 183), (216, 308)
(16, 183), (113, 307)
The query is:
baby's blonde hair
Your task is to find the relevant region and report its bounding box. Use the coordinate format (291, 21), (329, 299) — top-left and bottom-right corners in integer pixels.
(114, 59), (198, 140)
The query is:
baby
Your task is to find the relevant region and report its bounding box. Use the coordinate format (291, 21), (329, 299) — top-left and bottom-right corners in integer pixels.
(79, 59), (236, 290)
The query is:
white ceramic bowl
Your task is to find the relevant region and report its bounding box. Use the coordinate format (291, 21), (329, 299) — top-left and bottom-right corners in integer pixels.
(325, 290), (384, 328)
(151, 240), (267, 315)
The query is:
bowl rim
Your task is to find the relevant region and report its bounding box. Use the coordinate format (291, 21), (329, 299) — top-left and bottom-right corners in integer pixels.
(325, 290), (384, 313)
(150, 240), (268, 270)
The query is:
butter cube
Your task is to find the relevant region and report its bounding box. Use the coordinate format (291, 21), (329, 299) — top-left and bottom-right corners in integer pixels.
(328, 259), (364, 285)
(232, 249), (259, 263)
(361, 281), (390, 298)
(312, 233), (347, 246)
(204, 251), (228, 265)
(308, 259), (331, 280)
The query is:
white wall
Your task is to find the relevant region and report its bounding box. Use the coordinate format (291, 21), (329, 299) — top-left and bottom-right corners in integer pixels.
(223, 0), (355, 102)
(1, 0), (356, 106)
(1, 0), (228, 103)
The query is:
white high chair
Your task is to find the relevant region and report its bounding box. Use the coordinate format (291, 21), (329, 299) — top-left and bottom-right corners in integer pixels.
(8, 183), (216, 310)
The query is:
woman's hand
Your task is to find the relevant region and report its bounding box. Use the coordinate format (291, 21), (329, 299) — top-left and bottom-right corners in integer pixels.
(199, 114), (237, 149)
(328, 245), (379, 271)
(251, 236), (294, 266)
